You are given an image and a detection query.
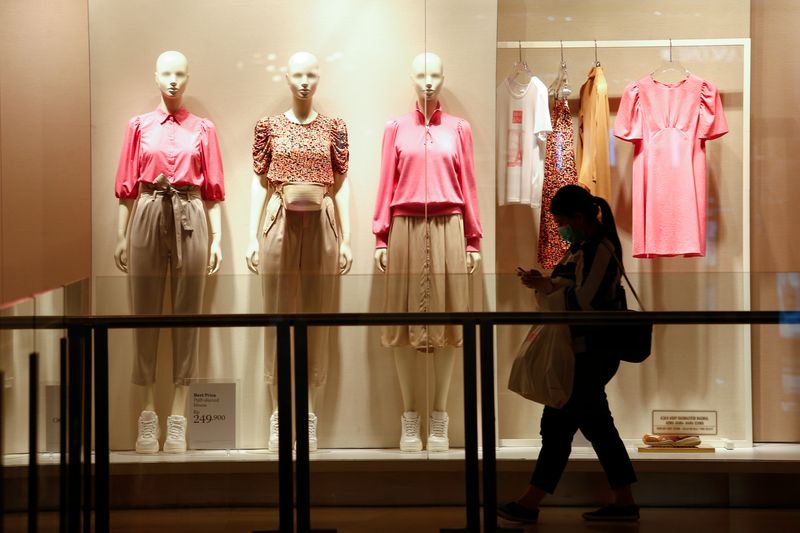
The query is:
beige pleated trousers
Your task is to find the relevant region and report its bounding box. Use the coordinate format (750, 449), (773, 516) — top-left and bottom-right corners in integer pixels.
(128, 184), (208, 386)
(259, 192), (339, 386)
(382, 215), (469, 350)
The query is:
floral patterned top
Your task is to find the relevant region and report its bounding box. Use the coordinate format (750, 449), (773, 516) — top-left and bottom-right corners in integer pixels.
(252, 113), (349, 185)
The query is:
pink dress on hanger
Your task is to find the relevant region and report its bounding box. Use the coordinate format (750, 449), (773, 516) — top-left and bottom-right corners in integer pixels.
(614, 74), (728, 258)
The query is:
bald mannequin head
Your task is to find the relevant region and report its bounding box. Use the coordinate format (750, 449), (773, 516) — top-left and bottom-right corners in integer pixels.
(286, 51), (320, 100)
(411, 52), (444, 103)
(155, 50), (189, 101)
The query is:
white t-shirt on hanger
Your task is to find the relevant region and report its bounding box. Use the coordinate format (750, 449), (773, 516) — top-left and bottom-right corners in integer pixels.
(496, 76), (552, 207)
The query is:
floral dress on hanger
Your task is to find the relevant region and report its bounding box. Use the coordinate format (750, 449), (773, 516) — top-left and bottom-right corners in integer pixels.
(537, 97), (578, 269)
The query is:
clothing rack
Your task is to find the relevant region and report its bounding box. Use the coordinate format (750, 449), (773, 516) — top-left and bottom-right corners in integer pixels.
(497, 38), (754, 448)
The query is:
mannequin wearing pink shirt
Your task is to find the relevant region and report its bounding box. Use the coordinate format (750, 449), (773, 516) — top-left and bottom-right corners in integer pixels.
(374, 53), (482, 452)
(113, 51), (224, 453)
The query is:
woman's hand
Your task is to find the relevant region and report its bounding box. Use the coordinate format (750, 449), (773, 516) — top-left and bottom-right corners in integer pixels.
(517, 267), (552, 292)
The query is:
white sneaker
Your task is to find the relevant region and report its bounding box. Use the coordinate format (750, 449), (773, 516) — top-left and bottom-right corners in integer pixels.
(163, 415), (187, 453)
(268, 411), (279, 452)
(135, 410), (159, 454)
(427, 411), (449, 452)
(400, 411), (423, 452)
(308, 413), (318, 452)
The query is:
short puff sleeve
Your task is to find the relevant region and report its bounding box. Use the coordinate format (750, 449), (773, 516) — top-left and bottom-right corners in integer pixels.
(699, 80), (728, 140)
(199, 119), (225, 201)
(614, 82), (643, 141)
(114, 116), (142, 199)
(331, 117), (349, 175)
(252, 118), (272, 176)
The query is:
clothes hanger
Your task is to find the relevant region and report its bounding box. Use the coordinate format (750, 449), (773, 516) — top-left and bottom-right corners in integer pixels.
(548, 40), (572, 99)
(650, 39), (690, 84)
(594, 39), (601, 68)
(507, 40), (534, 85)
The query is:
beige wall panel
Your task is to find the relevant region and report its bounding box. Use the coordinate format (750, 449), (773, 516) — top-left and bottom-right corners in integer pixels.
(750, 0), (800, 442)
(90, 0), (497, 450)
(0, 0), (91, 305)
(498, 0), (749, 41)
(495, 2), (751, 443)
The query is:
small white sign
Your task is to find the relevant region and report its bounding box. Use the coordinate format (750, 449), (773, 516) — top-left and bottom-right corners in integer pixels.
(652, 410), (717, 435)
(45, 385), (60, 452)
(189, 382), (236, 450)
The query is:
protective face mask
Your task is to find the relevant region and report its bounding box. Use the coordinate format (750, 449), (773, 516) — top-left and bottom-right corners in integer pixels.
(558, 224), (584, 244)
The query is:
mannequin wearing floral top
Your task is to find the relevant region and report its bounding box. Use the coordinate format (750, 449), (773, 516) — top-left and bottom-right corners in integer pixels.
(246, 51), (352, 452)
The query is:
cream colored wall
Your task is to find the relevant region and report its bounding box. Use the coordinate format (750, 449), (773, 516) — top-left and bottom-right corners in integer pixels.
(496, 1), (752, 444)
(90, 0), (498, 450)
(0, 0), (91, 305)
(750, 0), (800, 442)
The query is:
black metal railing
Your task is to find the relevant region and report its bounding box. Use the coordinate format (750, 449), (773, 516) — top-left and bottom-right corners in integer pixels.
(1, 310), (784, 533)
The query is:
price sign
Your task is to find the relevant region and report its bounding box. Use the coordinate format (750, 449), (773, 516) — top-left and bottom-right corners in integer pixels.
(188, 382), (236, 450)
(652, 410), (717, 435)
(45, 385), (60, 452)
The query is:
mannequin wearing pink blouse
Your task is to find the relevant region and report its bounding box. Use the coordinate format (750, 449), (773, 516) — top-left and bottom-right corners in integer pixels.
(614, 73), (728, 258)
(113, 51), (225, 454)
(373, 53), (483, 452)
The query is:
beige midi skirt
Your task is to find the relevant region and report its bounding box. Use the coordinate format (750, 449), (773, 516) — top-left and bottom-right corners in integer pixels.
(382, 214), (470, 350)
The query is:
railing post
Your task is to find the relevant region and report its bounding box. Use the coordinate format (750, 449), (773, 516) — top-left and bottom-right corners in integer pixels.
(294, 322), (311, 533)
(293, 320), (336, 533)
(94, 327), (110, 532)
(442, 318), (480, 533)
(254, 321), (294, 533)
(479, 320), (522, 533)
(28, 352), (39, 533)
(1, 369), (4, 533)
(59, 338), (67, 533)
(67, 327), (84, 533)
(82, 331), (92, 533)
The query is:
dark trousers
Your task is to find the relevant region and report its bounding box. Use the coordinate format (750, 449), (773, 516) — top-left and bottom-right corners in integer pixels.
(530, 352), (637, 493)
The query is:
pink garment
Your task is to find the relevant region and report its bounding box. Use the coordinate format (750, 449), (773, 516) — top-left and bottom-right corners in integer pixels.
(115, 107), (225, 201)
(373, 103), (482, 251)
(614, 74), (727, 258)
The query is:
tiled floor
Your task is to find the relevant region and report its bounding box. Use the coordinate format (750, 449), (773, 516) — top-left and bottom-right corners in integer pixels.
(5, 507), (800, 533)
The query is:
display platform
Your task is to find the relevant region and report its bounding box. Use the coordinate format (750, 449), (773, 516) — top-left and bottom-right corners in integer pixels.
(6, 442), (800, 469)
(4, 444), (800, 511)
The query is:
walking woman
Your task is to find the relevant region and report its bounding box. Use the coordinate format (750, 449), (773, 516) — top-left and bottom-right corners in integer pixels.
(499, 184), (638, 524)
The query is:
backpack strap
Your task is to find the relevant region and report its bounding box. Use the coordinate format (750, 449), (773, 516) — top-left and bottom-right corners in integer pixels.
(601, 240), (646, 311)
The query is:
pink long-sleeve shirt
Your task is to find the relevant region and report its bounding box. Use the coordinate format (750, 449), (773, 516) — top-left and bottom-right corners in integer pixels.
(373, 104), (483, 251)
(115, 107), (225, 201)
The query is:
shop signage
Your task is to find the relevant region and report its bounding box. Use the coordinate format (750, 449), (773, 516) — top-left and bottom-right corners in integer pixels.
(189, 382), (236, 450)
(652, 410), (717, 435)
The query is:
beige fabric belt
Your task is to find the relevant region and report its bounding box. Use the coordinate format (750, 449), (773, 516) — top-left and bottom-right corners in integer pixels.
(140, 174), (201, 269)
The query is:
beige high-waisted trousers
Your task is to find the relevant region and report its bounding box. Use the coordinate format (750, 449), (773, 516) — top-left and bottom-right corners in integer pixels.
(128, 183), (208, 386)
(382, 214), (469, 350)
(259, 192), (339, 386)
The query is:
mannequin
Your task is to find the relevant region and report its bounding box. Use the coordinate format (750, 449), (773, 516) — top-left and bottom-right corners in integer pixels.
(114, 51), (225, 454)
(373, 52), (482, 452)
(246, 51), (351, 452)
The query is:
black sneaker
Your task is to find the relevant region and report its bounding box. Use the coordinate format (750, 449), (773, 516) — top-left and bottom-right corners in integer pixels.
(582, 504), (640, 522)
(497, 501), (539, 524)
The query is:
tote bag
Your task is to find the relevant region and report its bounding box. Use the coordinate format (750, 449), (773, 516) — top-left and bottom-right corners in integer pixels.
(508, 322), (575, 408)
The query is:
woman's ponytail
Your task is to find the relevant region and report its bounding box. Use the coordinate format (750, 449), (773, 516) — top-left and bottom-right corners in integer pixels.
(594, 196), (623, 267)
